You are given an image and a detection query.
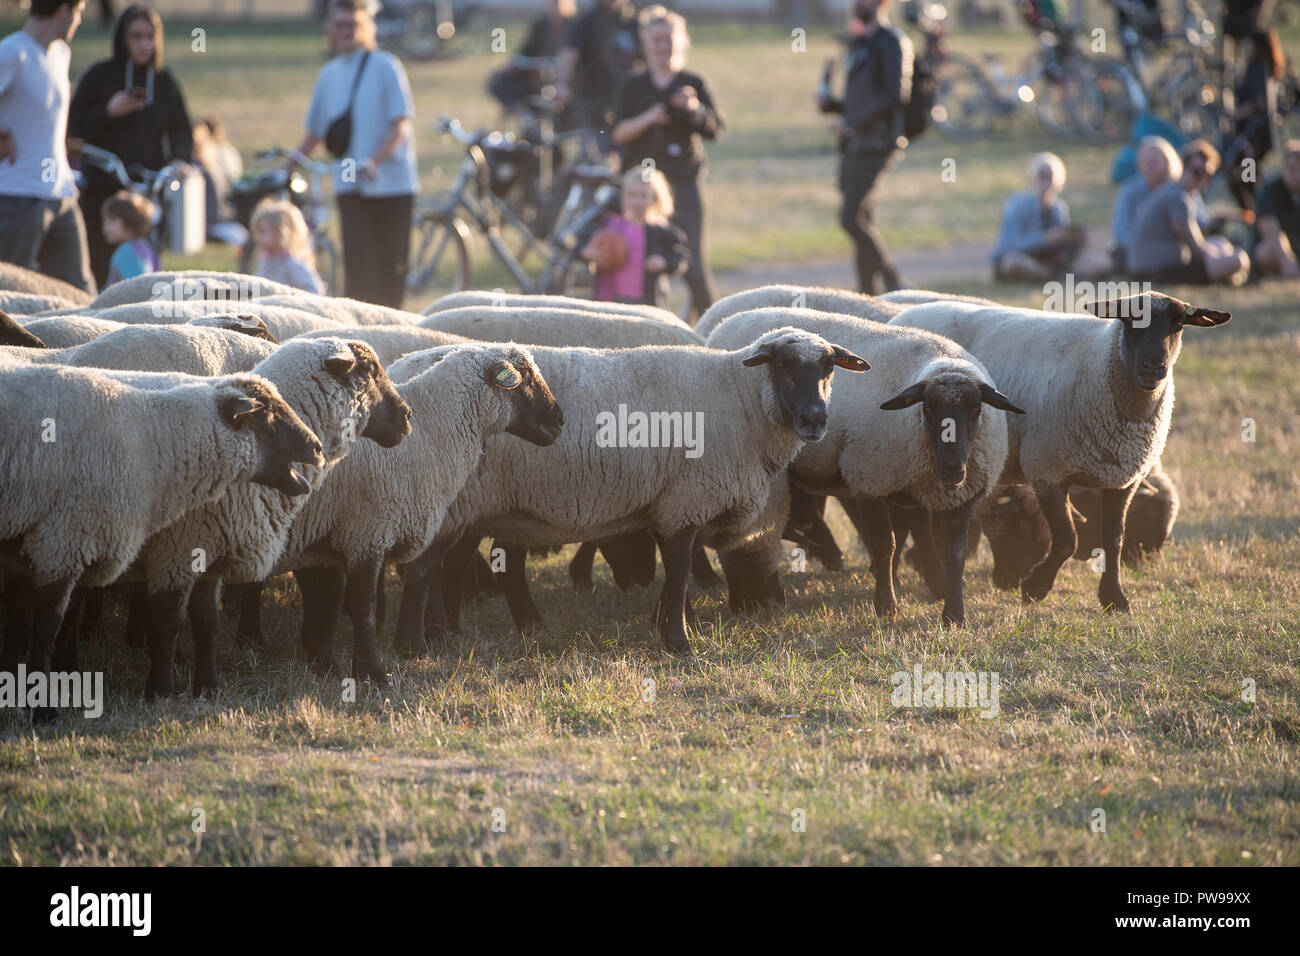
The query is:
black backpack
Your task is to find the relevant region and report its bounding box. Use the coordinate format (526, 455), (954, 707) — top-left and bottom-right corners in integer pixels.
(903, 53), (935, 142)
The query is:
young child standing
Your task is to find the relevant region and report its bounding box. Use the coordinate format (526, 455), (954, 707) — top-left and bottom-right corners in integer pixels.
(249, 198), (326, 294)
(101, 192), (161, 286)
(584, 167), (688, 308)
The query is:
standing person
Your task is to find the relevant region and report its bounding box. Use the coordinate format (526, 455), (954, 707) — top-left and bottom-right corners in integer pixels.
(817, 0), (912, 294)
(68, 5), (194, 288)
(296, 0), (417, 307)
(0, 0), (95, 293)
(554, 0), (643, 157)
(488, 0), (575, 116)
(1130, 140), (1251, 285)
(1225, 30), (1284, 212)
(991, 152), (1085, 282)
(611, 5), (723, 320)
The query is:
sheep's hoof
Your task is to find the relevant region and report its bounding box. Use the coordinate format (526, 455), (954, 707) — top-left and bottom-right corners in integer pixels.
(1099, 588), (1130, 614)
(941, 608), (966, 628)
(309, 655), (343, 678)
(191, 677), (221, 697)
(663, 638), (693, 658)
(569, 569), (595, 593)
(1020, 572), (1055, 603)
(143, 676), (176, 699)
(352, 657), (390, 686)
(873, 600), (898, 620)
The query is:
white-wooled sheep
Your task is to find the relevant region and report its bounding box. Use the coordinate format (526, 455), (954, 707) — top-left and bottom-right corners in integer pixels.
(294, 325), (469, 366)
(694, 284), (903, 339)
(890, 291), (1229, 611)
(420, 306), (705, 347)
(252, 293), (424, 328)
(0, 262), (93, 304)
(0, 292), (82, 316)
(87, 270), (304, 309)
(0, 324), (277, 375)
(422, 291), (689, 330)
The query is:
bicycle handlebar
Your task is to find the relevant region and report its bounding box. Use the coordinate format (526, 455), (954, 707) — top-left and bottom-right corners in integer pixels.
(253, 146), (339, 175)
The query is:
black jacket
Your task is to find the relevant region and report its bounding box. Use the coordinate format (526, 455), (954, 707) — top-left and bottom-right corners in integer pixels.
(613, 69), (724, 181)
(824, 24), (913, 150)
(68, 58), (194, 185)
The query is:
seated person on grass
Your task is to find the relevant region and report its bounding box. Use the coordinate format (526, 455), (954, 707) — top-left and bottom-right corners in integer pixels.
(1110, 136), (1180, 275)
(991, 151), (1086, 282)
(1252, 140), (1300, 279)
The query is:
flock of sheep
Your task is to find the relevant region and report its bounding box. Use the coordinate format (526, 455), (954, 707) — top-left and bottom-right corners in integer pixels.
(0, 262), (1228, 715)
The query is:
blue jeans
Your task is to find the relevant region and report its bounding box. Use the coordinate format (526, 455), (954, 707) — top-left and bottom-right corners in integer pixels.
(0, 194), (97, 294)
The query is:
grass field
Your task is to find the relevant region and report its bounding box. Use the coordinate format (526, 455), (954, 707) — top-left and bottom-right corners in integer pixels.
(1, 17), (1298, 866)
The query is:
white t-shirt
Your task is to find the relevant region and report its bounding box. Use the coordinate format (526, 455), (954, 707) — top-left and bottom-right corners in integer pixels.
(0, 30), (77, 200)
(304, 48), (418, 198)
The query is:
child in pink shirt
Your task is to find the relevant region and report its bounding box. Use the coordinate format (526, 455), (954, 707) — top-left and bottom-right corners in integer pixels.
(585, 167), (687, 307)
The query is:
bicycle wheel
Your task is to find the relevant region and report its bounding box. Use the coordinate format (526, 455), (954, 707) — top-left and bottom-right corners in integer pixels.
(541, 248), (595, 297)
(931, 54), (999, 141)
(406, 212), (472, 299)
(1166, 63), (1225, 140)
(1026, 56), (1088, 138)
(1074, 59), (1144, 144)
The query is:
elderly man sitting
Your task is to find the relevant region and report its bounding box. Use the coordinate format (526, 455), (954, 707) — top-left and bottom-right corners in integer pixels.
(991, 152), (1087, 282)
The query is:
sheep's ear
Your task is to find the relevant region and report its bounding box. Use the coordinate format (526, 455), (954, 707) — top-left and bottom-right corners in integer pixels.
(1181, 305), (1231, 328)
(979, 382), (1026, 414)
(741, 341), (775, 367)
(238, 315), (279, 344)
(1086, 294), (1148, 321)
(486, 361), (523, 390)
(324, 352), (356, 379)
(879, 381), (926, 410)
(831, 346), (869, 372)
(220, 393), (264, 426)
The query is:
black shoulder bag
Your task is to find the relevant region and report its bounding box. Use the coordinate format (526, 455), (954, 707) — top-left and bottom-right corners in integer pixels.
(324, 50), (370, 159)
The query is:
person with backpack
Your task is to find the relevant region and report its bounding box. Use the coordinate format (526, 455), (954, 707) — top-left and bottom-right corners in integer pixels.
(816, 0), (913, 294)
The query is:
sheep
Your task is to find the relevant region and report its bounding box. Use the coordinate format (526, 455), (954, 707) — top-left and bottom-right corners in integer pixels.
(421, 306), (705, 348)
(0, 262), (93, 304)
(87, 270), (304, 309)
(880, 290), (1002, 307)
(252, 293), (424, 328)
(0, 363), (323, 696)
(2, 312), (45, 348)
(0, 292), (81, 316)
(294, 325), (469, 366)
(269, 344), (564, 681)
(75, 300), (340, 341)
(694, 284), (903, 340)
(707, 307), (1022, 624)
(121, 338), (412, 696)
(17, 314), (124, 349)
(387, 328), (868, 655)
(422, 290), (689, 330)
(890, 291), (1229, 611)
(0, 323), (277, 375)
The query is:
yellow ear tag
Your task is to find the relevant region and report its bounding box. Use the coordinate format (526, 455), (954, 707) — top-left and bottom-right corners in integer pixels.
(1184, 305), (1196, 316)
(495, 366), (522, 388)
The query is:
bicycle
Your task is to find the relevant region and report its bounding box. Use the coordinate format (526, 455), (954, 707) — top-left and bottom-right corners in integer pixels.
(231, 147), (340, 293)
(76, 143), (188, 254)
(406, 115), (621, 299)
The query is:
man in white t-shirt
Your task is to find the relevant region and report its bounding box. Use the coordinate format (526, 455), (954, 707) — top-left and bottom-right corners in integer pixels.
(0, 0), (95, 293)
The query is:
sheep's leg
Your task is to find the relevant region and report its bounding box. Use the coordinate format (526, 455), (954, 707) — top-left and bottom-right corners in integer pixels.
(27, 577), (75, 723)
(307, 566), (346, 676)
(433, 534), (478, 641)
(396, 543), (447, 657)
(651, 526), (697, 656)
(231, 582), (265, 648)
(1021, 482), (1077, 604)
(295, 567), (320, 655)
(124, 581), (149, 649)
(1, 572), (33, 671)
(345, 558), (388, 686)
(1098, 484), (1139, 613)
(51, 589), (85, 673)
(569, 542), (598, 592)
(857, 498), (898, 618)
(78, 587), (104, 642)
(844, 496), (897, 586)
(374, 567), (387, 632)
(907, 509), (948, 601)
(144, 589), (185, 698)
(691, 542), (722, 589)
(501, 545), (542, 632)
(189, 577), (222, 696)
(939, 497), (978, 627)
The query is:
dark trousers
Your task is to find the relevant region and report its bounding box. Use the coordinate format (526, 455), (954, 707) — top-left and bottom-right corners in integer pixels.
(839, 145), (901, 294)
(337, 192), (413, 308)
(667, 175), (716, 319)
(0, 194), (97, 293)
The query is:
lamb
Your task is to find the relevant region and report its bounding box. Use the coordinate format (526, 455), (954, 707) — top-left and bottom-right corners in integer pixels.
(294, 325), (469, 366)
(270, 344), (564, 681)
(0, 324), (277, 375)
(0, 364), (323, 693)
(880, 290), (1002, 307)
(694, 284), (903, 339)
(890, 291), (1229, 611)
(252, 293), (424, 328)
(0, 262), (93, 304)
(87, 270), (304, 309)
(707, 307), (1023, 624)
(1, 312), (45, 348)
(0, 292), (81, 316)
(422, 290), (689, 330)
(420, 306), (705, 347)
(387, 328), (868, 655)
(123, 338), (412, 696)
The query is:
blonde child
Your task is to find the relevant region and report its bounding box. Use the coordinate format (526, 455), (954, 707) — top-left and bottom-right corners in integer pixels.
(583, 167), (688, 308)
(101, 192), (160, 286)
(249, 198), (326, 294)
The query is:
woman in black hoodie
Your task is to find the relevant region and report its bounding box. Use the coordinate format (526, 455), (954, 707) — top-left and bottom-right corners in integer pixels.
(69, 5), (193, 287)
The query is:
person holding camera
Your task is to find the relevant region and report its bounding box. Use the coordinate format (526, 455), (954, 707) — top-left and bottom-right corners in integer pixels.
(611, 5), (723, 319)
(68, 5), (194, 288)
(817, 0), (912, 294)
